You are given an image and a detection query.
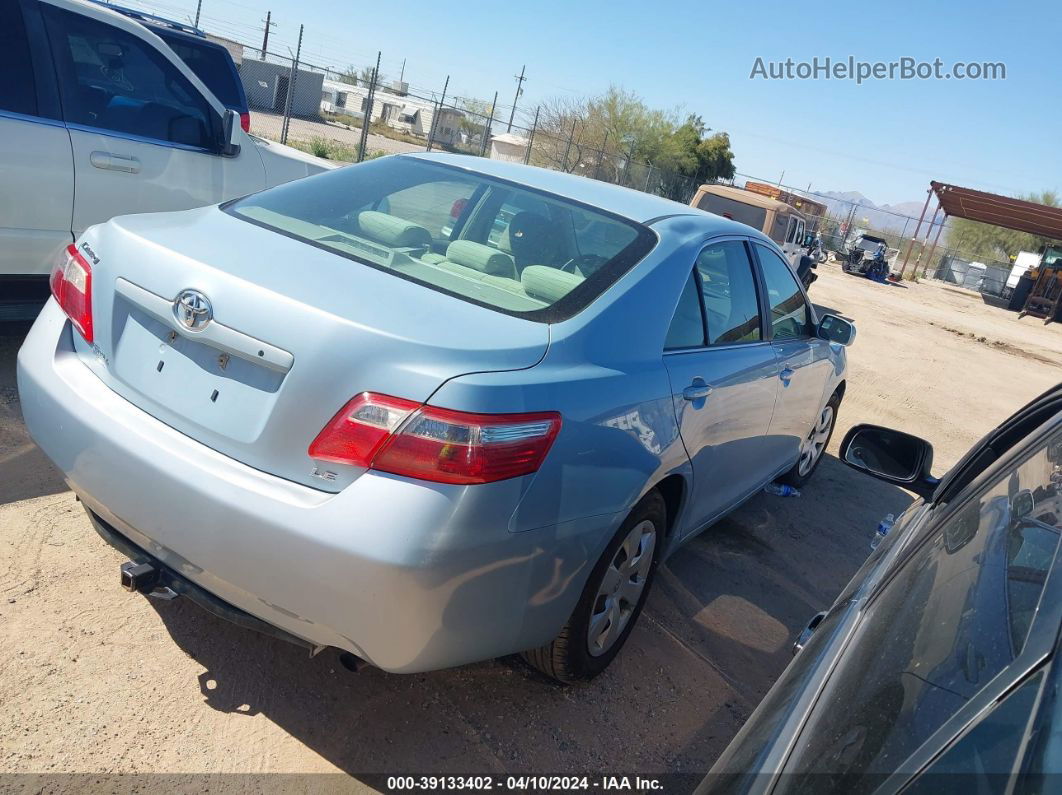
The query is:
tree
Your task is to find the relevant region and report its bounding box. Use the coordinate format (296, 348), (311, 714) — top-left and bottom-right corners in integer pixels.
(946, 190), (1059, 263)
(338, 65), (359, 86)
(358, 66), (380, 87)
(527, 87), (735, 200)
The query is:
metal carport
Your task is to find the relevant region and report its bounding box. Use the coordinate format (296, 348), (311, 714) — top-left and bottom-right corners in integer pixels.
(899, 181), (1062, 279)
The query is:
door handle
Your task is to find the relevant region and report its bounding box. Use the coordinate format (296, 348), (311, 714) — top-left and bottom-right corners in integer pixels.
(90, 151), (141, 173)
(779, 367), (795, 386)
(683, 382), (714, 401)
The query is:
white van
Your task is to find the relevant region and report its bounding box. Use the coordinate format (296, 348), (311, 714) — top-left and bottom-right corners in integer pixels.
(0, 0), (334, 319)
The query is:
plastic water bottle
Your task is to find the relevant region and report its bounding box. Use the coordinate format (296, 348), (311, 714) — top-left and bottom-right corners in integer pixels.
(870, 513), (895, 550)
(764, 483), (801, 498)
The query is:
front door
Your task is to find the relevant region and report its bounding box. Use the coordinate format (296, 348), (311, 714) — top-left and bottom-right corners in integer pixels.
(663, 239), (781, 535)
(753, 243), (834, 470)
(40, 3), (264, 238)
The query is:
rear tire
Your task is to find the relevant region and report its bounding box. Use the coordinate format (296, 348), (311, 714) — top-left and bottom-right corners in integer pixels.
(521, 490), (666, 683)
(778, 392), (841, 488)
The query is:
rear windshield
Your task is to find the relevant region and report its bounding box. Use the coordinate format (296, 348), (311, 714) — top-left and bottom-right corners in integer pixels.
(155, 31), (245, 109)
(225, 157), (656, 322)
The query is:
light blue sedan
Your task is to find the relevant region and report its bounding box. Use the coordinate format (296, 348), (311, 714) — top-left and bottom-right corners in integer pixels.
(17, 153), (854, 681)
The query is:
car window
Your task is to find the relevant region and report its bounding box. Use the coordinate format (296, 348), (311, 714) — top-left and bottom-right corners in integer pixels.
(902, 670), (1044, 794)
(755, 243), (810, 340)
(154, 31), (243, 110)
(381, 179), (480, 242)
(42, 5), (216, 149)
(665, 270), (705, 350)
(696, 241), (762, 344)
(227, 157), (654, 322)
(784, 430), (1062, 794)
(0, 0), (37, 116)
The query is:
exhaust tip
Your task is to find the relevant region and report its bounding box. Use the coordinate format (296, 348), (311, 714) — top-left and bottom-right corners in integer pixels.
(338, 651), (368, 673)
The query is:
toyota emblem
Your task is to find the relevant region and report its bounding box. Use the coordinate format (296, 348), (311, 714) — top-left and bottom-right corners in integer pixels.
(174, 289), (212, 331)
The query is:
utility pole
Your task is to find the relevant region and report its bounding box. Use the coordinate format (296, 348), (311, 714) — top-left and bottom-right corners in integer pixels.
(399, 59), (406, 82)
(260, 11), (276, 57)
(506, 65), (526, 132)
(194, 0), (202, 28)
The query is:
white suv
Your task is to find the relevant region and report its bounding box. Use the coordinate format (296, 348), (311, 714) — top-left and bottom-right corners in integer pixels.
(0, 0), (334, 319)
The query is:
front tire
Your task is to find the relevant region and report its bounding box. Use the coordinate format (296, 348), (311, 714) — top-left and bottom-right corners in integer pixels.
(521, 490), (665, 683)
(778, 392), (841, 488)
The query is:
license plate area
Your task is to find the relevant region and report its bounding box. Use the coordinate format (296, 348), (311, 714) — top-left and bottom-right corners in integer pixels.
(112, 301), (285, 443)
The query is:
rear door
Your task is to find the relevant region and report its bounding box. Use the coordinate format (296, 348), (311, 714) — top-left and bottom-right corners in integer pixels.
(0, 0), (74, 282)
(753, 242), (833, 468)
(39, 1), (265, 238)
(663, 237), (780, 534)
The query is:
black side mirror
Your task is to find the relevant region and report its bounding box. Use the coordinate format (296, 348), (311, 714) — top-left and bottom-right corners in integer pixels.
(221, 108), (241, 157)
(817, 314), (856, 346)
(839, 424), (939, 500)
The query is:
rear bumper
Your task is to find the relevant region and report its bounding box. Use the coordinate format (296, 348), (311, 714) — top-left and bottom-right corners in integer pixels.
(87, 508), (315, 651)
(17, 302), (620, 672)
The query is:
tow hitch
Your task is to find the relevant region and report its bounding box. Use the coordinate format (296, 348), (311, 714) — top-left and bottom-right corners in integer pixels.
(120, 561), (157, 592)
(119, 561), (179, 600)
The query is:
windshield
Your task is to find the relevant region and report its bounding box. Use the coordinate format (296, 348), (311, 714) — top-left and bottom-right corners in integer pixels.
(226, 157), (656, 322)
(155, 31), (245, 109)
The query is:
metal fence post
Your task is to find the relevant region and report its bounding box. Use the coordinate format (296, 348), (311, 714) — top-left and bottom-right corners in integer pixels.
(279, 24), (303, 144)
(523, 106), (539, 165)
(479, 91), (497, 157)
(593, 131), (609, 180)
(426, 75), (450, 152)
(561, 118), (577, 172)
(357, 51), (381, 162)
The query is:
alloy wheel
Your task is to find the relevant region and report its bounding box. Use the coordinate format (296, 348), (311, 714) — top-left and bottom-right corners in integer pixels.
(798, 404), (835, 476)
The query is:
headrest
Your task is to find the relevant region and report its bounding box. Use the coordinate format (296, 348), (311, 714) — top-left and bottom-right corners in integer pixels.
(520, 265), (584, 304)
(356, 211), (431, 248)
(445, 240), (516, 276)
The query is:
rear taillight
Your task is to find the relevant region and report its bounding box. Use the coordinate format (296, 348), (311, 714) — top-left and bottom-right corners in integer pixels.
(449, 198), (467, 219)
(50, 244), (93, 343)
(308, 392), (561, 485)
(239, 111), (251, 132)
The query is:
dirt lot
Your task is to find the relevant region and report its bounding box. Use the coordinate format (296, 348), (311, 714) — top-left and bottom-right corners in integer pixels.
(1, 264), (1059, 791)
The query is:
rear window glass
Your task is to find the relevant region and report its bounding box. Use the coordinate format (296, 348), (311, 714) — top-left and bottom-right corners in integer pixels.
(695, 192), (768, 232)
(155, 31), (244, 109)
(225, 157), (656, 322)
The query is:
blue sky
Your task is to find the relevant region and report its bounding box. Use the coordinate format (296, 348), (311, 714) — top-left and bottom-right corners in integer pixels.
(122, 0), (1059, 205)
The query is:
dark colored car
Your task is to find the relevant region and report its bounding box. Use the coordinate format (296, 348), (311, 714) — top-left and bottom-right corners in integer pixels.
(90, 1), (250, 131)
(699, 384), (1062, 794)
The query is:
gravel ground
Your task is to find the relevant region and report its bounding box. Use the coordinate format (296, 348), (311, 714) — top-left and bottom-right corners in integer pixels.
(1, 264), (1059, 790)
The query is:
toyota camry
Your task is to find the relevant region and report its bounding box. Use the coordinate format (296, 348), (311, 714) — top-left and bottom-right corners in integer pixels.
(17, 153), (854, 681)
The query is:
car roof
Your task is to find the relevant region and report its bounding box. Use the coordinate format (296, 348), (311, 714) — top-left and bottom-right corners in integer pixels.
(402, 152), (758, 235)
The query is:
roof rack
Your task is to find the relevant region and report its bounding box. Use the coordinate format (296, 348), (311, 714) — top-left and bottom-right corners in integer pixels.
(88, 0), (207, 37)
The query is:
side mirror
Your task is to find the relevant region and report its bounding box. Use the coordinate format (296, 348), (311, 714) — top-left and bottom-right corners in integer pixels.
(817, 313), (856, 346)
(839, 424), (939, 500)
(221, 108), (241, 157)
(1011, 489), (1035, 520)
